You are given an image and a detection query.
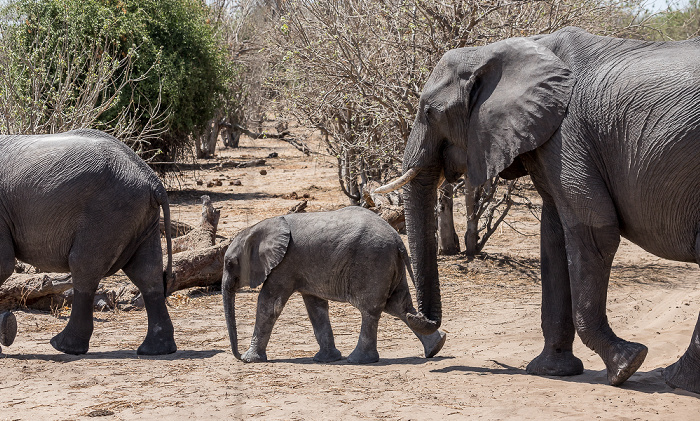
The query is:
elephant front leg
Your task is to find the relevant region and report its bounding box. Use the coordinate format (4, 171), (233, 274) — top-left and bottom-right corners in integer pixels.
(526, 202), (583, 376)
(0, 311), (17, 352)
(302, 294), (342, 363)
(565, 222), (647, 386)
(242, 285), (293, 363)
(347, 309), (381, 364)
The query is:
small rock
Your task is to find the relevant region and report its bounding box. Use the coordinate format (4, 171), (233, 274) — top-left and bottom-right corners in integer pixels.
(206, 181), (214, 188)
(87, 409), (114, 417)
(231, 180), (242, 186)
(260, 169), (267, 175)
(196, 179), (203, 186)
(131, 293), (144, 309)
(268, 152), (279, 158)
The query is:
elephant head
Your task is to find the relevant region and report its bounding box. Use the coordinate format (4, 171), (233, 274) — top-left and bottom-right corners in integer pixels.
(376, 37), (575, 330)
(222, 217), (291, 359)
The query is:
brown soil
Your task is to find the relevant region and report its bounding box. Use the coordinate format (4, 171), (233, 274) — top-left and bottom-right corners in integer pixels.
(2, 125), (700, 420)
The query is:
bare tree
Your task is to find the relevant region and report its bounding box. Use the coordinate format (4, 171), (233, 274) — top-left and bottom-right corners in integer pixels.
(265, 0), (640, 197)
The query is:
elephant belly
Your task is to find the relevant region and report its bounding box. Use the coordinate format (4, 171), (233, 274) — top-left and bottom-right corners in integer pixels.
(616, 193), (700, 263)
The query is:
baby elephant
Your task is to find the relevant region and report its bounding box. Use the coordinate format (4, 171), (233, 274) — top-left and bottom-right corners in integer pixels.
(222, 206), (446, 364)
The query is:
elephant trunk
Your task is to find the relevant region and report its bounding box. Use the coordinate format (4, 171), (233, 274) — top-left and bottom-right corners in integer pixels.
(404, 167), (443, 331)
(222, 274), (241, 360)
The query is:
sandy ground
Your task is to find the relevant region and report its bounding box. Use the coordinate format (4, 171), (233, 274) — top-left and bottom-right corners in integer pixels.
(1, 128), (700, 420)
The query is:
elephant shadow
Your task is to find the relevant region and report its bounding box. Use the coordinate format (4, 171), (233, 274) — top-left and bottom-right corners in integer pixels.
(272, 355), (455, 366)
(432, 361), (697, 396)
(4, 349), (224, 362)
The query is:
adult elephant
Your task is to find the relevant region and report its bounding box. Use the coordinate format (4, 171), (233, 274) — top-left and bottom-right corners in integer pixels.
(376, 27), (700, 393)
(0, 129), (176, 355)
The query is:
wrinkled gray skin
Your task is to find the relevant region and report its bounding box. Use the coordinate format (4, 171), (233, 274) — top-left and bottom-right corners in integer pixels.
(0, 129), (176, 355)
(398, 27), (700, 392)
(222, 206), (446, 364)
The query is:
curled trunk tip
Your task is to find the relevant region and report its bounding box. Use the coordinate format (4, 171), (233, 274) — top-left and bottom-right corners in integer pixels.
(406, 312), (440, 335)
(374, 167), (420, 194)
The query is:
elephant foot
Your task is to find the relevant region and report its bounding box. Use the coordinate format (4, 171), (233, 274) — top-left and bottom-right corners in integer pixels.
(347, 348), (379, 364)
(136, 333), (177, 356)
(421, 330), (446, 358)
(50, 330), (90, 355)
(0, 311), (17, 347)
(526, 348), (584, 376)
(313, 348), (342, 363)
(605, 341), (648, 386)
(241, 348), (267, 363)
(663, 353), (700, 394)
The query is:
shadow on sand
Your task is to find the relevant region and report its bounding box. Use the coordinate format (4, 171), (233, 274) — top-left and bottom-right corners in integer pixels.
(3, 348), (224, 362)
(432, 360), (699, 397)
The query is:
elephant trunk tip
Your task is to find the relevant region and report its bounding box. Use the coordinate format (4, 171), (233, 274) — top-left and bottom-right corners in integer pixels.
(406, 312), (440, 335)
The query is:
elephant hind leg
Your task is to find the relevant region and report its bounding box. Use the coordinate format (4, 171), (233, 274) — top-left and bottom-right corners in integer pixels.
(122, 231), (176, 356)
(566, 222), (647, 386)
(347, 307), (381, 364)
(664, 312), (700, 394)
(663, 233), (700, 394)
(384, 288), (446, 359)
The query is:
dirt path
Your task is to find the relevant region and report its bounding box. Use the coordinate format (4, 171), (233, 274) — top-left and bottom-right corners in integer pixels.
(2, 132), (700, 420)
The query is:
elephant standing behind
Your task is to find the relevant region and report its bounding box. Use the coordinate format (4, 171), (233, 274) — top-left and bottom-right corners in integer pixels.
(377, 27), (700, 393)
(222, 206), (446, 364)
(0, 129), (176, 355)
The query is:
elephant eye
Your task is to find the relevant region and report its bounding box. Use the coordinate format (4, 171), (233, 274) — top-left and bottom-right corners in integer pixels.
(424, 105), (433, 121)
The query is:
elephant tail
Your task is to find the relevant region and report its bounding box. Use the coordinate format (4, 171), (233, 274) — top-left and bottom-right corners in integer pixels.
(399, 241), (416, 287)
(155, 185), (174, 296)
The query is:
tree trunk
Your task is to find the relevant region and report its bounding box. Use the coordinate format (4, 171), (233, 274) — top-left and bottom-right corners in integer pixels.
(437, 181), (460, 255)
(464, 178), (480, 256)
(200, 117), (220, 158)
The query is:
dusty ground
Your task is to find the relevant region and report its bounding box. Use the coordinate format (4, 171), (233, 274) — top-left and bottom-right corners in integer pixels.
(2, 127), (700, 420)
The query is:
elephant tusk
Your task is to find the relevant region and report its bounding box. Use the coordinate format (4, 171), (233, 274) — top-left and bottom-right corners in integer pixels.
(373, 167), (421, 194)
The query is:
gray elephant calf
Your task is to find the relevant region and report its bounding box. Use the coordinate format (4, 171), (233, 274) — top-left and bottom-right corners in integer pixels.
(0, 129), (176, 355)
(222, 206), (446, 364)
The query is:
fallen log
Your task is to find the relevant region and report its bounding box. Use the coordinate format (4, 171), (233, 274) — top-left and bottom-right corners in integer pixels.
(159, 218), (195, 238)
(0, 273), (73, 311)
(172, 195), (220, 253)
(288, 200), (308, 213)
(167, 239), (231, 295)
(372, 205), (406, 233)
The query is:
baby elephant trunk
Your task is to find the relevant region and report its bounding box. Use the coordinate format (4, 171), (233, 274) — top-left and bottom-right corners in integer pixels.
(222, 277), (241, 360)
(406, 312), (440, 336)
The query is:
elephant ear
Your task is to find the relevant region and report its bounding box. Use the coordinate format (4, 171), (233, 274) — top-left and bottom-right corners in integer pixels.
(465, 37), (575, 186)
(240, 217), (291, 288)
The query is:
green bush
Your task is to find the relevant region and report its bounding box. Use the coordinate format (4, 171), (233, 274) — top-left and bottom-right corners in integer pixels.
(3, 0), (228, 161)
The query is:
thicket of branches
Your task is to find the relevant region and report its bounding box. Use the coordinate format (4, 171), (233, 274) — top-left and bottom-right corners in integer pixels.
(262, 0), (643, 203)
(643, 0), (700, 39)
(0, 0), (228, 163)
